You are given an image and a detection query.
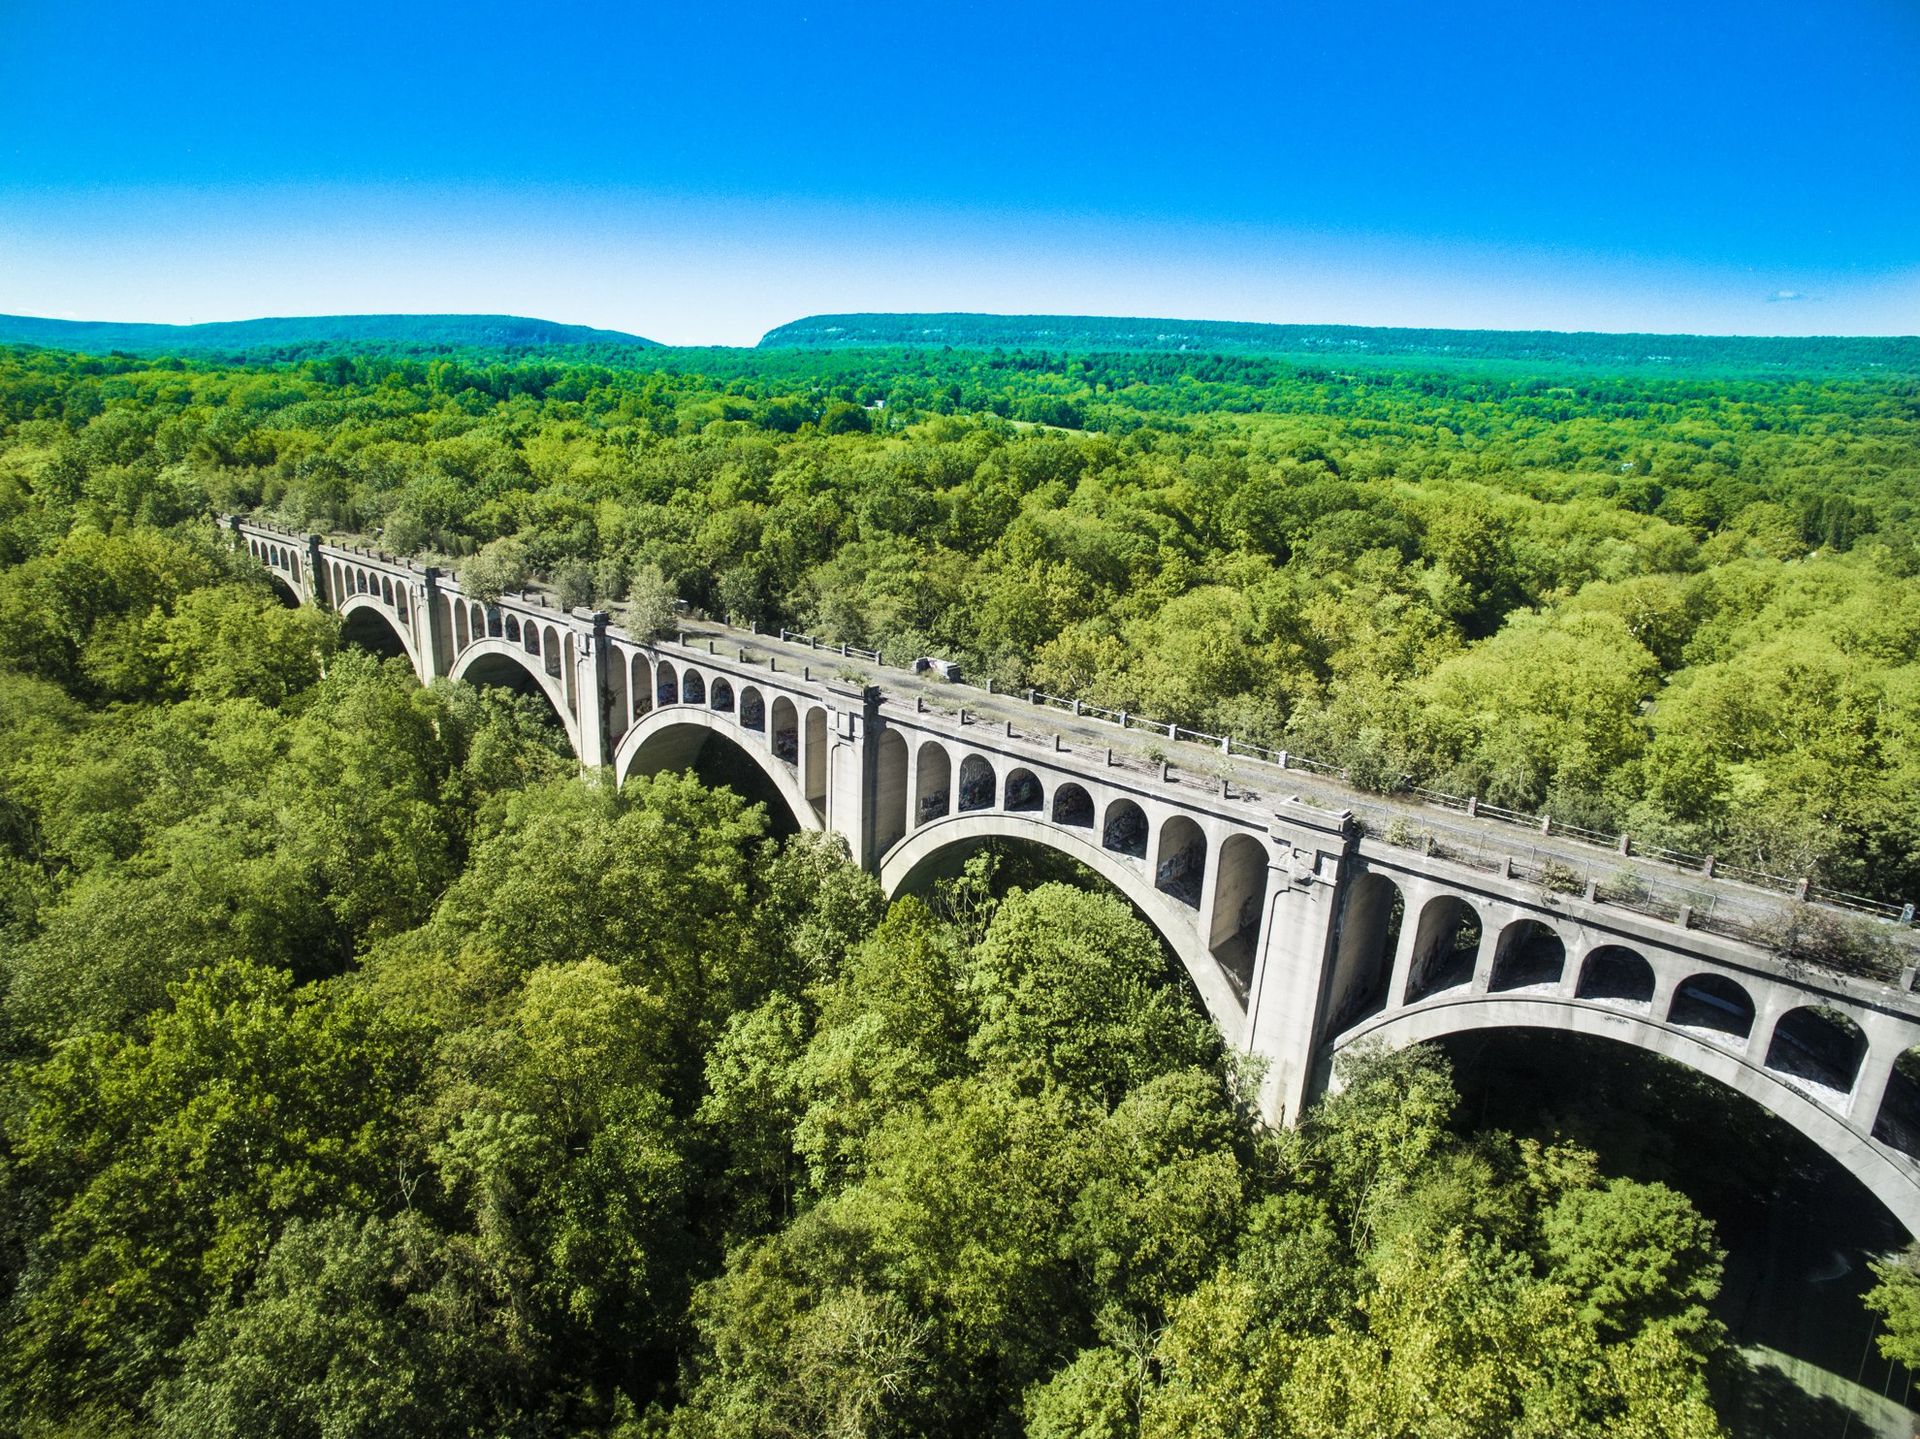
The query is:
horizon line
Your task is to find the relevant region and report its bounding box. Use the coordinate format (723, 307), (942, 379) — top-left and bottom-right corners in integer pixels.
(6, 307), (1918, 348)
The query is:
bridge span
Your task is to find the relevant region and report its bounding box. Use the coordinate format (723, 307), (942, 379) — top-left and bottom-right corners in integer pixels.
(230, 518), (1920, 1232)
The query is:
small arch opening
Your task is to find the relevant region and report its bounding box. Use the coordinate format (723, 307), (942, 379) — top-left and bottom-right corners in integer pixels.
(710, 677), (735, 712)
(1765, 1005), (1867, 1097)
(1873, 1048), (1920, 1161)
(1209, 832), (1269, 998)
(1328, 871), (1403, 1032)
(1667, 974), (1755, 1040)
(958, 754), (995, 812)
(631, 655), (653, 719)
(1154, 814), (1207, 909)
(1004, 768), (1043, 813)
(504, 615), (521, 643)
(1052, 783), (1094, 828)
(608, 654), (630, 742)
(804, 706), (827, 810)
(1576, 945), (1655, 1009)
(771, 696), (799, 764)
(1406, 895), (1481, 1003)
(657, 663), (679, 705)
(740, 686), (766, 731)
(916, 743), (951, 823)
(1102, 798), (1148, 859)
(1489, 920), (1566, 993)
(683, 669), (707, 706)
(876, 728), (910, 852)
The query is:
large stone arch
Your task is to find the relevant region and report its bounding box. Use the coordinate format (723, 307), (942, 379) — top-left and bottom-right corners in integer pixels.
(337, 594), (424, 677)
(1328, 996), (1920, 1236)
(611, 707), (822, 834)
(258, 562), (303, 607)
(449, 638), (581, 756)
(877, 811), (1244, 1041)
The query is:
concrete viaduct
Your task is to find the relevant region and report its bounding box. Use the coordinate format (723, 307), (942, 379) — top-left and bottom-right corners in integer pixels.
(232, 518), (1920, 1233)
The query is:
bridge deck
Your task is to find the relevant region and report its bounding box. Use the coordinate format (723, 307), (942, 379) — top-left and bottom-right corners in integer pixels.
(227, 518), (1920, 983)
(652, 610), (1919, 976)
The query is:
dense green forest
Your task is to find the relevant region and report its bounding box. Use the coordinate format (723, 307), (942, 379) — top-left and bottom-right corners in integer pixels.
(3, 338), (1916, 900)
(1, 333), (1918, 1435)
(759, 312), (1920, 373)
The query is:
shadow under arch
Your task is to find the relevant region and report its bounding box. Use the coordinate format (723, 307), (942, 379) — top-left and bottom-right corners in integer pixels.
(612, 708), (820, 838)
(337, 594), (422, 673)
(1327, 995), (1920, 1237)
(877, 811), (1245, 1042)
(449, 639), (581, 757)
(261, 566), (303, 607)
(1430, 1024), (1919, 1428)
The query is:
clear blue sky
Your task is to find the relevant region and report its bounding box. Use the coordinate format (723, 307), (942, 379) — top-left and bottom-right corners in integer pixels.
(2, 0), (1916, 343)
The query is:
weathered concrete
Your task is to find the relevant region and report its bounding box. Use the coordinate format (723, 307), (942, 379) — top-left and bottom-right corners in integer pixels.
(229, 519), (1920, 1234)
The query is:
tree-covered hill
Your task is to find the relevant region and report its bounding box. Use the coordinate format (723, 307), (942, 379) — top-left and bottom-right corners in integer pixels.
(759, 312), (1920, 375)
(0, 312), (660, 360)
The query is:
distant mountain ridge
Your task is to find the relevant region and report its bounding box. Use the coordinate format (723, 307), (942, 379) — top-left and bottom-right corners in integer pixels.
(759, 312), (1920, 372)
(0, 312), (661, 356)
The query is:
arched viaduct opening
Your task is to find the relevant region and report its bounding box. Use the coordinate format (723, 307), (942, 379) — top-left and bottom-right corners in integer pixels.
(1431, 1026), (1917, 1431)
(878, 812), (1247, 1038)
(882, 827), (1217, 1032)
(262, 569), (303, 607)
(615, 715), (816, 840)
(339, 603), (411, 662)
(872, 734), (1275, 1009)
(451, 648), (575, 754)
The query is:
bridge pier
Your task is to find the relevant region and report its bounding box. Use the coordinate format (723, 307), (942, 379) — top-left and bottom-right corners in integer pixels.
(303, 534), (329, 607)
(1243, 803), (1356, 1123)
(419, 568), (453, 677)
(830, 684), (881, 867)
(576, 612), (613, 769)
